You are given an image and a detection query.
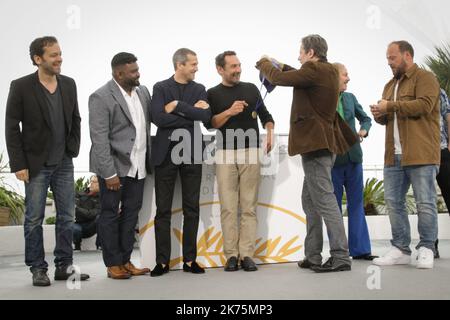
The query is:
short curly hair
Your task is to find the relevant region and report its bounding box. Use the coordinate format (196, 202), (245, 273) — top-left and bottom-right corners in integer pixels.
(29, 36), (58, 66)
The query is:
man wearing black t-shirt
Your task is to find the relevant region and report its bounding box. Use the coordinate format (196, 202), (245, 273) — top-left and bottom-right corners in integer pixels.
(207, 51), (274, 272)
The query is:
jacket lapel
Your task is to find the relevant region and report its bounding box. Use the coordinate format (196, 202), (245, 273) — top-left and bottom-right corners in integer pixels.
(341, 93), (349, 120)
(109, 80), (133, 124)
(32, 72), (52, 128)
(57, 75), (72, 133)
(136, 87), (149, 122)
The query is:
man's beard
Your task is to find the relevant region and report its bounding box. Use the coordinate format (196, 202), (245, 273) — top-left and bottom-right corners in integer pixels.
(393, 61), (406, 79)
(229, 73), (240, 84)
(41, 61), (61, 76)
(125, 78), (140, 87)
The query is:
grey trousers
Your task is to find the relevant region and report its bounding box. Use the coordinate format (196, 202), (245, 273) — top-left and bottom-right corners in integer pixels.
(301, 149), (351, 265)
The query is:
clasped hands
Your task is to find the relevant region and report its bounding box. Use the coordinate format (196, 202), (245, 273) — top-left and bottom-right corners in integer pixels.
(370, 99), (388, 119)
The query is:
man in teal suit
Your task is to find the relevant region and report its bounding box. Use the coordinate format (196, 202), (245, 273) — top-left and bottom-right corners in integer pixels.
(331, 63), (376, 260)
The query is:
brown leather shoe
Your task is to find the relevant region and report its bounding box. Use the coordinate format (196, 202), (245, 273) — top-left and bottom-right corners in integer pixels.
(123, 262), (150, 276)
(107, 266), (131, 279)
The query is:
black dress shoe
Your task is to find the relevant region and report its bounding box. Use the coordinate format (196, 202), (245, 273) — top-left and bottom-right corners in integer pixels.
(224, 256), (239, 272)
(150, 263), (169, 277)
(297, 259), (321, 269)
(183, 261), (205, 274)
(352, 254), (378, 261)
(311, 257), (351, 273)
(54, 266), (90, 281)
(240, 257), (258, 271)
(32, 269), (51, 287)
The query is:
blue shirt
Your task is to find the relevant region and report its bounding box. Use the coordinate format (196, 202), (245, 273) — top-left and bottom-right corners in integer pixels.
(439, 89), (450, 149)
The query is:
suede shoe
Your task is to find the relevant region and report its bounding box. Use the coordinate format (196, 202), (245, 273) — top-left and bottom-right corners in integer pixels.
(311, 257), (351, 273)
(54, 265), (90, 281)
(183, 261), (205, 274)
(32, 269), (51, 287)
(150, 263), (169, 277)
(241, 257), (258, 271)
(297, 259), (320, 269)
(224, 256), (239, 272)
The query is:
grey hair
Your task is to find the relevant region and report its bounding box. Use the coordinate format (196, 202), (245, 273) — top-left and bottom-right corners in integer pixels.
(172, 48), (197, 70)
(301, 34), (328, 62)
(332, 62), (346, 73)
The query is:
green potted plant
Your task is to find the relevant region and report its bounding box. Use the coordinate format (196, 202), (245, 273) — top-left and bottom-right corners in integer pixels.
(343, 177), (417, 216)
(75, 176), (89, 192)
(424, 43), (450, 94)
(363, 177), (386, 215)
(0, 152), (25, 225)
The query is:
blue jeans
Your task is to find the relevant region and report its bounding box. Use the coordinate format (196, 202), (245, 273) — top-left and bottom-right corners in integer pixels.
(24, 156), (75, 272)
(332, 162), (372, 257)
(384, 155), (439, 254)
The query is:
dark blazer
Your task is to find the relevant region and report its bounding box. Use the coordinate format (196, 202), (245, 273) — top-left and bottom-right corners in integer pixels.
(334, 92), (372, 166)
(5, 71), (81, 178)
(150, 76), (211, 167)
(256, 59), (358, 156)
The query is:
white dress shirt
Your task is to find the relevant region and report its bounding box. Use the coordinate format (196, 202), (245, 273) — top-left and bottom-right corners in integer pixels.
(114, 80), (147, 179)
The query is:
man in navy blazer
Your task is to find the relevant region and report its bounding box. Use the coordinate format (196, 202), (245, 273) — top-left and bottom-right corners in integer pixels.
(150, 48), (211, 276)
(5, 36), (89, 286)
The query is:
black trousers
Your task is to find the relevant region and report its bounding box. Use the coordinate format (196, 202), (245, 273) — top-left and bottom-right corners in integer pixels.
(437, 148), (450, 215)
(98, 176), (145, 267)
(154, 155), (202, 264)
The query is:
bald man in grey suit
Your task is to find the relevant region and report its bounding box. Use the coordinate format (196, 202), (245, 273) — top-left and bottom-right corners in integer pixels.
(89, 52), (152, 279)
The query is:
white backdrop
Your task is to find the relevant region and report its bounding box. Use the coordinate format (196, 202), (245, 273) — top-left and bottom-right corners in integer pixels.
(1, 0), (449, 172)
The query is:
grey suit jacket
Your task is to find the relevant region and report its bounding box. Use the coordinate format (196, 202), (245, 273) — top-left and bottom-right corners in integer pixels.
(88, 80), (152, 178)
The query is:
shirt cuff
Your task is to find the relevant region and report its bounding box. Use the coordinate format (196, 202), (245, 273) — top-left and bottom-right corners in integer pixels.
(105, 173), (117, 180)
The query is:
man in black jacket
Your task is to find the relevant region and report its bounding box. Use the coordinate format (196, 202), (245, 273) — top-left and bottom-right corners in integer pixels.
(5, 36), (89, 286)
(150, 48), (211, 276)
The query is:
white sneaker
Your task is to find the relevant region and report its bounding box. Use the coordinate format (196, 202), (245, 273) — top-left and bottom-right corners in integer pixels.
(416, 247), (434, 269)
(372, 246), (411, 266)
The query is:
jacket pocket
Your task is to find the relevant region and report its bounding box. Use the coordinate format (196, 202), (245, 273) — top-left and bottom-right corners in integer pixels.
(293, 115), (315, 124)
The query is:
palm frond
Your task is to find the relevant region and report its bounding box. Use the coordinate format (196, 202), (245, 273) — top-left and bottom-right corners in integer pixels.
(423, 43), (450, 94)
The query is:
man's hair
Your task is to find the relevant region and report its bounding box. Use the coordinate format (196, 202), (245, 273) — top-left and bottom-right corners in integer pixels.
(172, 48), (196, 71)
(111, 52), (138, 69)
(29, 36), (58, 66)
(215, 51), (237, 68)
(390, 40), (415, 58)
(301, 34), (328, 62)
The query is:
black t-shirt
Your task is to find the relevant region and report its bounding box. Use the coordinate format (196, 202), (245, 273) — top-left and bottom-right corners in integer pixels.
(207, 82), (274, 149)
(175, 82), (188, 100)
(41, 84), (66, 165)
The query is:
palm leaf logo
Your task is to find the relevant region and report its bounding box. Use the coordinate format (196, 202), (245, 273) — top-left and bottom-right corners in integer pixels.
(169, 228), (302, 267)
